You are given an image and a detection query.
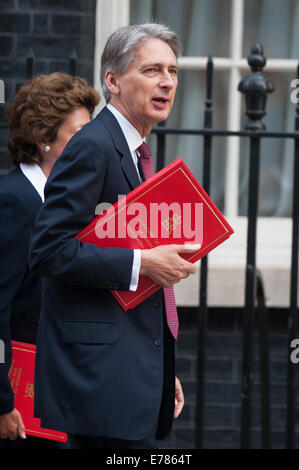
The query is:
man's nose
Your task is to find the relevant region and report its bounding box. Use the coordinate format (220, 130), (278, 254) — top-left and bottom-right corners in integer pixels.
(159, 71), (176, 88)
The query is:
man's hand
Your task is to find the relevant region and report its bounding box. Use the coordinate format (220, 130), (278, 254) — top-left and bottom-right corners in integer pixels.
(174, 376), (184, 419)
(0, 409), (26, 440)
(140, 244), (200, 287)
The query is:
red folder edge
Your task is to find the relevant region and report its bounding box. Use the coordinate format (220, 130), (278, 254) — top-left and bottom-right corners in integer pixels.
(9, 341), (67, 442)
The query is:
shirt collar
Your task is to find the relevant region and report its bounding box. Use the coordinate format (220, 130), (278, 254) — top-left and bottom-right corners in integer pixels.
(20, 162), (47, 202)
(107, 103), (143, 153)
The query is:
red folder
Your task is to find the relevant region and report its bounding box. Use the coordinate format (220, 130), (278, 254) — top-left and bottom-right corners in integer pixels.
(76, 157), (234, 310)
(9, 341), (67, 442)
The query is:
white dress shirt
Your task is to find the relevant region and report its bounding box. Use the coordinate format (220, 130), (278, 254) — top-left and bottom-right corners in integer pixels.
(107, 104), (143, 291)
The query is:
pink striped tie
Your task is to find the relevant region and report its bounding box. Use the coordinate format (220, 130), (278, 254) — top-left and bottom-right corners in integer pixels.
(137, 141), (179, 340)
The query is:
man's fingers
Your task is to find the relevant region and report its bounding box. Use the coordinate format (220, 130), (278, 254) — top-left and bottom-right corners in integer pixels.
(16, 412), (26, 439)
(174, 377), (184, 419)
(0, 411), (16, 440)
(174, 244), (200, 276)
(185, 262), (197, 275)
(8, 429), (18, 440)
(140, 243), (200, 285)
(7, 418), (17, 440)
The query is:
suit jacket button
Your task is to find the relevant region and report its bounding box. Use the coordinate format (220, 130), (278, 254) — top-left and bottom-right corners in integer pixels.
(153, 339), (162, 347)
(153, 300), (160, 308)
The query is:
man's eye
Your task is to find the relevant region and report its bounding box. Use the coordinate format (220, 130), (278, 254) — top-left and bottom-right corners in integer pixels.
(170, 69), (178, 75)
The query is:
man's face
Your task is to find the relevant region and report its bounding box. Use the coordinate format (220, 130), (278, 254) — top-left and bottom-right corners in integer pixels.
(108, 38), (178, 137)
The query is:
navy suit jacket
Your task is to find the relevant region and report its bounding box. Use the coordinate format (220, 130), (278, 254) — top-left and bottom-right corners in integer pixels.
(29, 107), (175, 440)
(0, 168), (42, 414)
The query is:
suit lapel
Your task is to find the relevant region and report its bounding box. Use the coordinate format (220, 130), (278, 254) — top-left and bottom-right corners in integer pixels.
(97, 107), (141, 190)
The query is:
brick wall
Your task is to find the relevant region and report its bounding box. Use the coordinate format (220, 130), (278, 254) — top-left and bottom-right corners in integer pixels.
(0, 0), (96, 175)
(159, 307), (299, 449)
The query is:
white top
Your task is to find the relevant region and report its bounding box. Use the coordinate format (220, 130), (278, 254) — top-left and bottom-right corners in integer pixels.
(20, 162), (47, 202)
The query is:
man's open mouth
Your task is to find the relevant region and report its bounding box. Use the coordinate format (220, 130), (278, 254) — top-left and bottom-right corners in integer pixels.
(152, 97), (169, 106)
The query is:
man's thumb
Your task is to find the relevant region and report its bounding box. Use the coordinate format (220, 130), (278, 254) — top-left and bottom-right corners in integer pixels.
(16, 412), (26, 439)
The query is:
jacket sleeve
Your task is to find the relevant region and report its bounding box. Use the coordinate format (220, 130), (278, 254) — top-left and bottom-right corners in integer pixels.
(0, 194), (32, 414)
(29, 132), (134, 290)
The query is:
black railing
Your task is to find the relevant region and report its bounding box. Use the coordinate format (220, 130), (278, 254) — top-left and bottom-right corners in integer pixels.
(152, 43), (299, 449)
(256, 269), (271, 449)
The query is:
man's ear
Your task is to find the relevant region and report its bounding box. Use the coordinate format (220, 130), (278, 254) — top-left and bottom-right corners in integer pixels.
(105, 71), (120, 95)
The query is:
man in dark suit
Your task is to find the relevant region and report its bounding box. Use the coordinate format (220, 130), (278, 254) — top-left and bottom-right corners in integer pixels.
(29, 23), (199, 449)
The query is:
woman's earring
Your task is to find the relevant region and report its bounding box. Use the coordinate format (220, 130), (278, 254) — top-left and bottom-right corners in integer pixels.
(44, 145), (50, 152)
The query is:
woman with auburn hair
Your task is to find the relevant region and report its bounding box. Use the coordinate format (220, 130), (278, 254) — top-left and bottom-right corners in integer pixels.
(0, 72), (100, 449)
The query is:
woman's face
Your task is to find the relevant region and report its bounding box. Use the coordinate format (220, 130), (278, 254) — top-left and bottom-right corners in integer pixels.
(48, 106), (91, 161)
